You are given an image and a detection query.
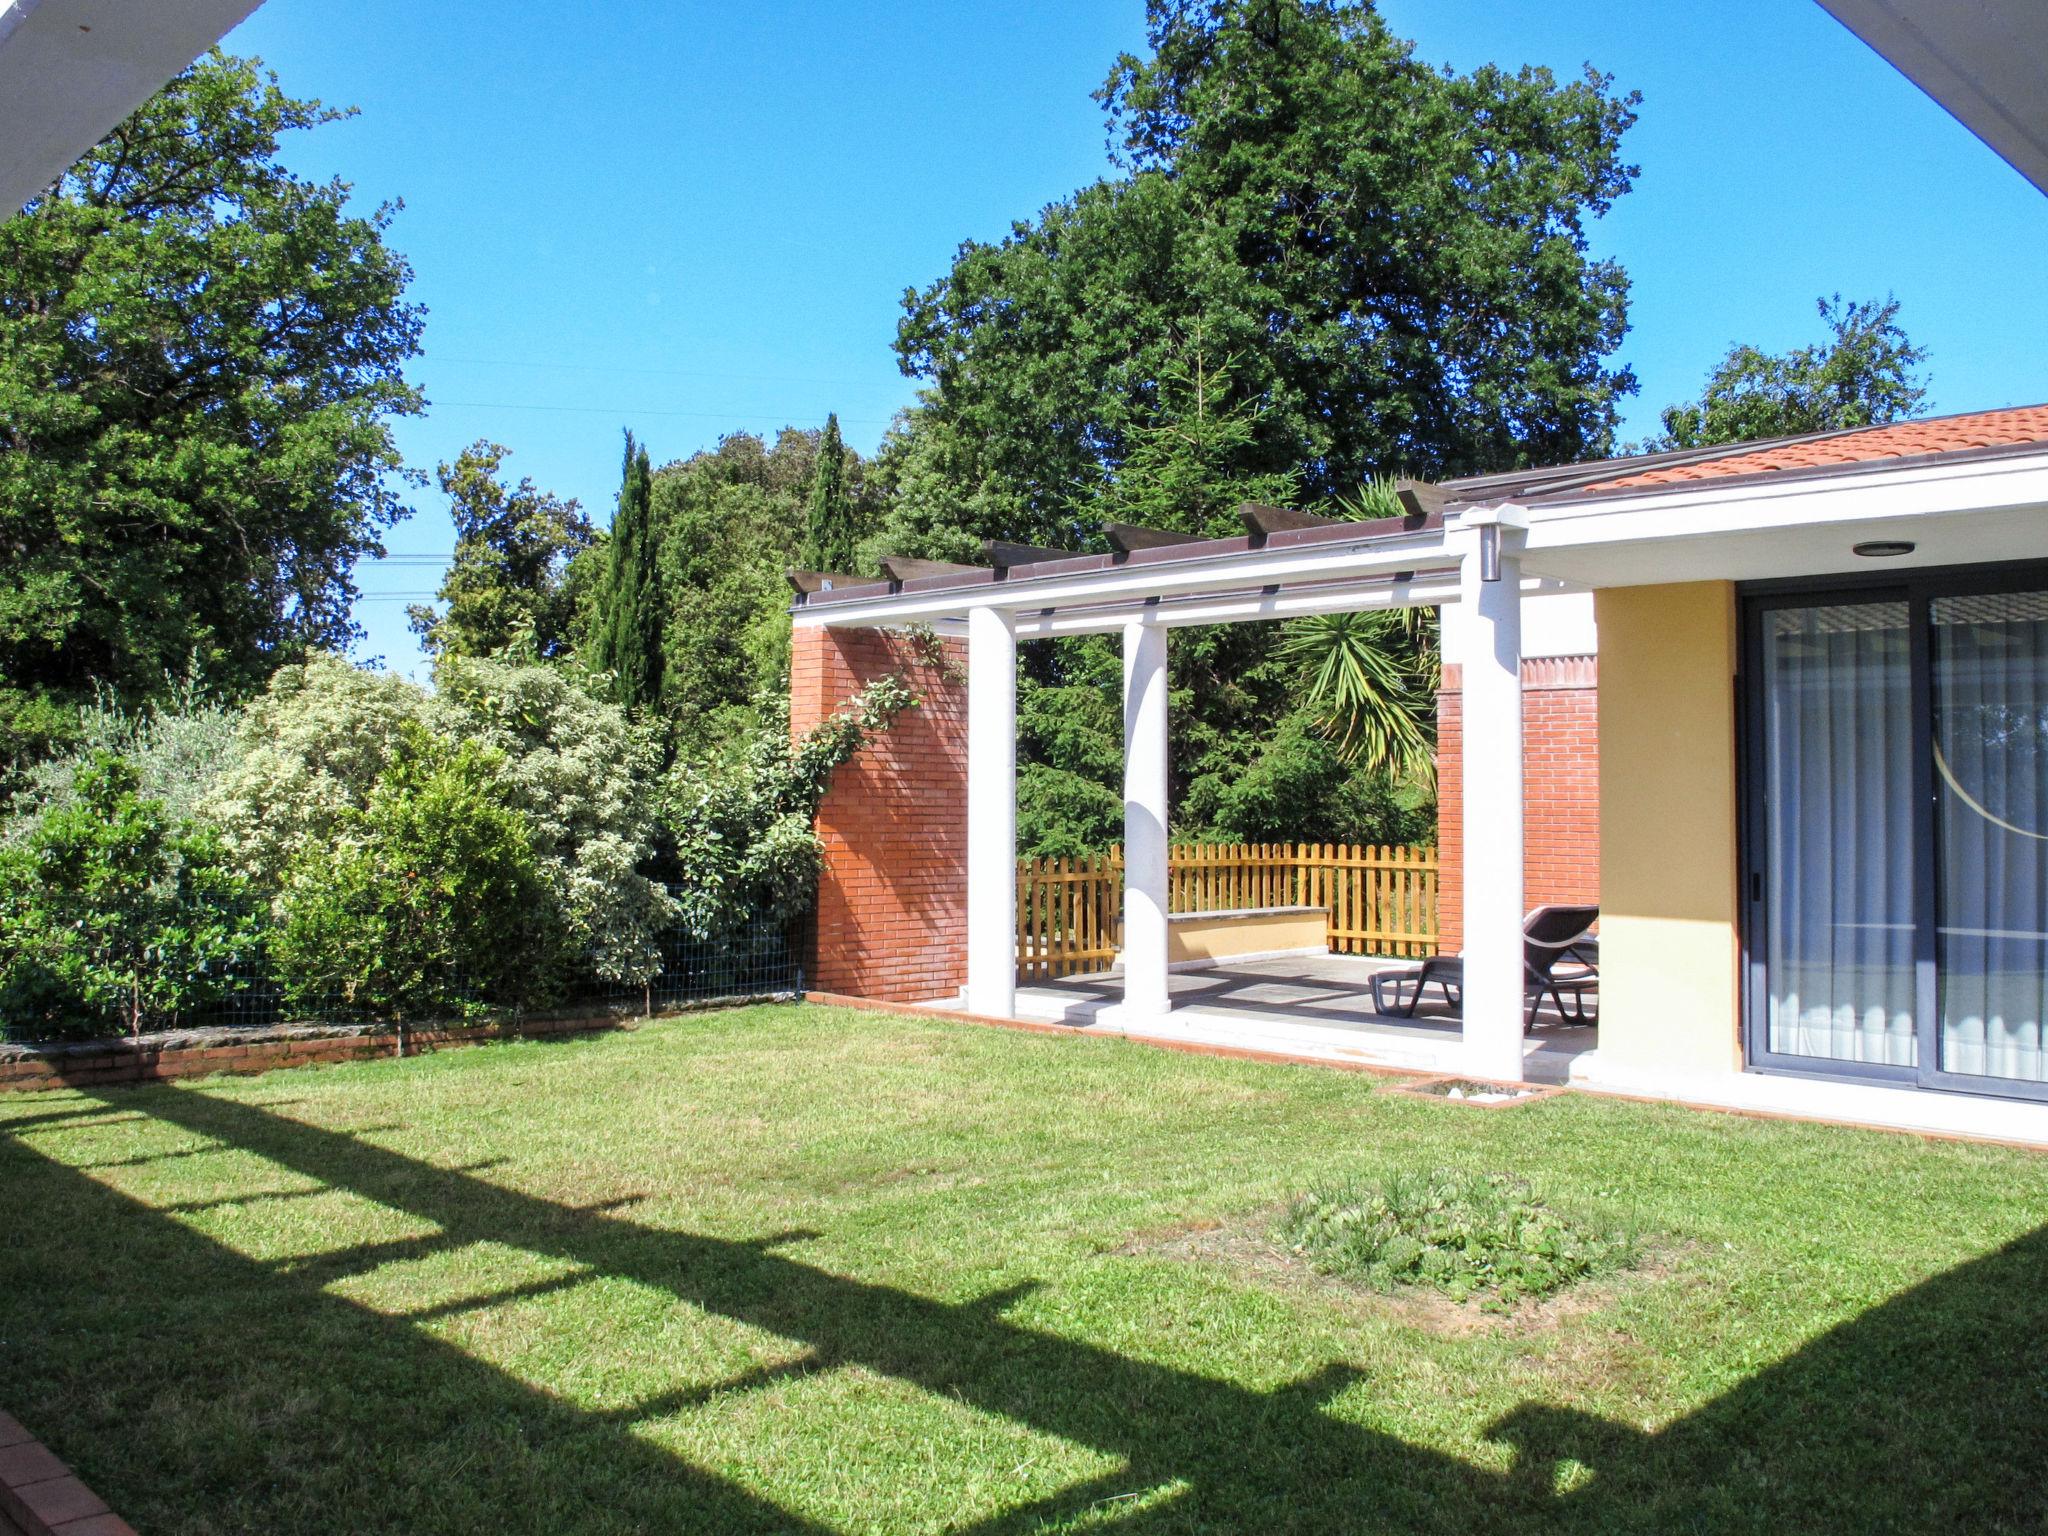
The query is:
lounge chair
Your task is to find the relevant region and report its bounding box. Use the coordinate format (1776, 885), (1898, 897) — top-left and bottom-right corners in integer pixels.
(1369, 904), (1599, 1026)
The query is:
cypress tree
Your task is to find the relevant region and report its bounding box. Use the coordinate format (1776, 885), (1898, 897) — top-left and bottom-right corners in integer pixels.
(594, 430), (662, 710)
(804, 412), (853, 572)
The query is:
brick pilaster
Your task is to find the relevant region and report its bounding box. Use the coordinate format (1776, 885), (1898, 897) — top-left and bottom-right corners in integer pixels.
(1434, 655), (1600, 954)
(790, 625), (969, 1002)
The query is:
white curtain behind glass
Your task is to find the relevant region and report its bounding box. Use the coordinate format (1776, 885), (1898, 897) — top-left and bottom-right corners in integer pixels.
(1934, 591), (2048, 1082)
(1764, 603), (1918, 1066)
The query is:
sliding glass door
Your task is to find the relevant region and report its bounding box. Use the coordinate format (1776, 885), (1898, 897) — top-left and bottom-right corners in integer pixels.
(1745, 572), (2048, 1099)
(1932, 591), (2048, 1086)
(1755, 600), (1918, 1071)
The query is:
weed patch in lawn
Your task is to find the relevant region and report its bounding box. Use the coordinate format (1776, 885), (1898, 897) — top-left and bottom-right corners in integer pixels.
(1276, 1168), (1640, 1309)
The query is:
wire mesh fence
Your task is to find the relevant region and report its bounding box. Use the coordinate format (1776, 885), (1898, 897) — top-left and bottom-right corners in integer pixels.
(578, 918), (810, 1017)
(1, 896), (810, 1044)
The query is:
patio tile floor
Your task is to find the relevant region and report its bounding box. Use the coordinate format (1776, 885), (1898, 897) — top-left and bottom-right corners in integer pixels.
(1009, 953), (1597, 1084)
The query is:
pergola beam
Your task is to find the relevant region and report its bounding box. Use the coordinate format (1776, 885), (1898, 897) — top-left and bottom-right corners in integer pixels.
(786, 567), (864, 596)
(793, 527), (1456, 630)
(1238, 502), (1338, 538)
(879, 555), (987, 586)
(1105, 522), (1205, 555)
(981, 539), (1077, 573)
(1394, 479), (1447, 522)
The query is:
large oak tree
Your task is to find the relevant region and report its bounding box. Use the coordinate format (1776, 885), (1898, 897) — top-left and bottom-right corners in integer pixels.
(0, 51), (424, 762)
(880, 0), (1640, 557)
(875, 0), (1640, 851)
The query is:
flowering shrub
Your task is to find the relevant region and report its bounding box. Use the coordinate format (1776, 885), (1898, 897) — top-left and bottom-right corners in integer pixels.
(436, 657), (674, 985)
(205, 653), (438, 890)
(208, 652), (674, 988)
(1277, 1169), (1636, 1308)
(0, 652), (916, 1035)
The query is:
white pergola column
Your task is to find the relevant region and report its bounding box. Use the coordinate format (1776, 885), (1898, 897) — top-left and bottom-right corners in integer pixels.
(1121, 614), (1171, 1019)
(965, 606), (1018, 1017)
(1458, 529), (1527, 1081)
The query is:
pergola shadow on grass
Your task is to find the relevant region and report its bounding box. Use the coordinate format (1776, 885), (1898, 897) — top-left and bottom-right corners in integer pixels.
(5, 1064), (2048, 1533)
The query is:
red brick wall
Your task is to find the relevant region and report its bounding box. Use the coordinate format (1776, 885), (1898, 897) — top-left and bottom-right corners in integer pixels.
(790, 625), (969, 1002)
(1435, 655), (1600, 953)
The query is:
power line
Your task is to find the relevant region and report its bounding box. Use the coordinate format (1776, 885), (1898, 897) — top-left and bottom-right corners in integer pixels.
(428, 399), (895, 427)
(431, 354), (894, 390)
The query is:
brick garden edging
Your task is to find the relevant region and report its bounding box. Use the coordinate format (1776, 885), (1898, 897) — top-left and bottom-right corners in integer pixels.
(0, 1409), (132, 1536)
(0, 1009), (641, 1094)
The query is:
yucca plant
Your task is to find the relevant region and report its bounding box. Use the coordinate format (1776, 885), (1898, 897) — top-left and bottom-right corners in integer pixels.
(1276, 479), (1440, 783)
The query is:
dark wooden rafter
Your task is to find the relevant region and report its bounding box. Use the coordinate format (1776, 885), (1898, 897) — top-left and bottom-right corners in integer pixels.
(786, 568), (865, 597)
(878, 555), (986, 586)
(981, 539), (1076, 573)
(1392, 479), (1447, 523)
(1238, 502), (1339, 538)
(1104, 522), (1206, 556)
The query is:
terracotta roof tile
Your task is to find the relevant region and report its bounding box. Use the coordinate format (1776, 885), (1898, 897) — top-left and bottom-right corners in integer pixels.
(1582, 404), (2048, 491)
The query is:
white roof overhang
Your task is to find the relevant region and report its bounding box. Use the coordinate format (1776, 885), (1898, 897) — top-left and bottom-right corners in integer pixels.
(1817, 0), (2048, 196)
(1513, 445), (2048, 588)
(792, 524), (1472, 635)
(0, 0), (264, 213)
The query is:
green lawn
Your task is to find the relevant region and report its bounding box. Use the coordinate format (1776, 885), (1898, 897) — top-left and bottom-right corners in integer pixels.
(3, 1004), (2046, 1534)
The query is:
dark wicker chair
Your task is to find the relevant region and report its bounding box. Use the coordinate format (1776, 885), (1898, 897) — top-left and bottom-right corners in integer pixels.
(1369, 904), (1599, 1026)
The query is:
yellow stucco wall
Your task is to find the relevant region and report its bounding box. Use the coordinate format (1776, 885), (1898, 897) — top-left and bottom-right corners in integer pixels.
(1595, 582), (1743, 1078)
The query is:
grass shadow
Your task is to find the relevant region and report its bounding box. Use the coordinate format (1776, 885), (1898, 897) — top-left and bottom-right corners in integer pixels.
(3, 1083), (2046, 1532)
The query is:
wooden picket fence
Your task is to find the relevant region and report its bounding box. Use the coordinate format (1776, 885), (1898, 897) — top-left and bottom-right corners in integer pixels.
(1016, 842), (1439, 983)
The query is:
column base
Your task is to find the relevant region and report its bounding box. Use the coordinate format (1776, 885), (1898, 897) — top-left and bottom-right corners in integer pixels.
(1091, 1001), (1173, 1032)
(963, 986), (1017, 1020)
(1462, 1035), (1530, 1085)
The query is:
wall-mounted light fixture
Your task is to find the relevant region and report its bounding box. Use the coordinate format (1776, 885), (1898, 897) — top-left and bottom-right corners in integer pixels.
(1852, 539), (1916, 558)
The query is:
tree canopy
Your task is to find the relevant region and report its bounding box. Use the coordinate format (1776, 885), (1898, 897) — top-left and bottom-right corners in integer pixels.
(876, 0), (1639, 559)
(3, 10), (1655, 875)
(408, 441), (594, 661)
(862, 0), (1638, 850)
(0, 50), (424, 764)
(567, 425), (866, 759)
(1645, 295), (1930, 451)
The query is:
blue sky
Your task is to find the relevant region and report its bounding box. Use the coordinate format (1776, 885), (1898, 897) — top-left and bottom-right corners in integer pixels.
(220, 0), (2048, 679)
